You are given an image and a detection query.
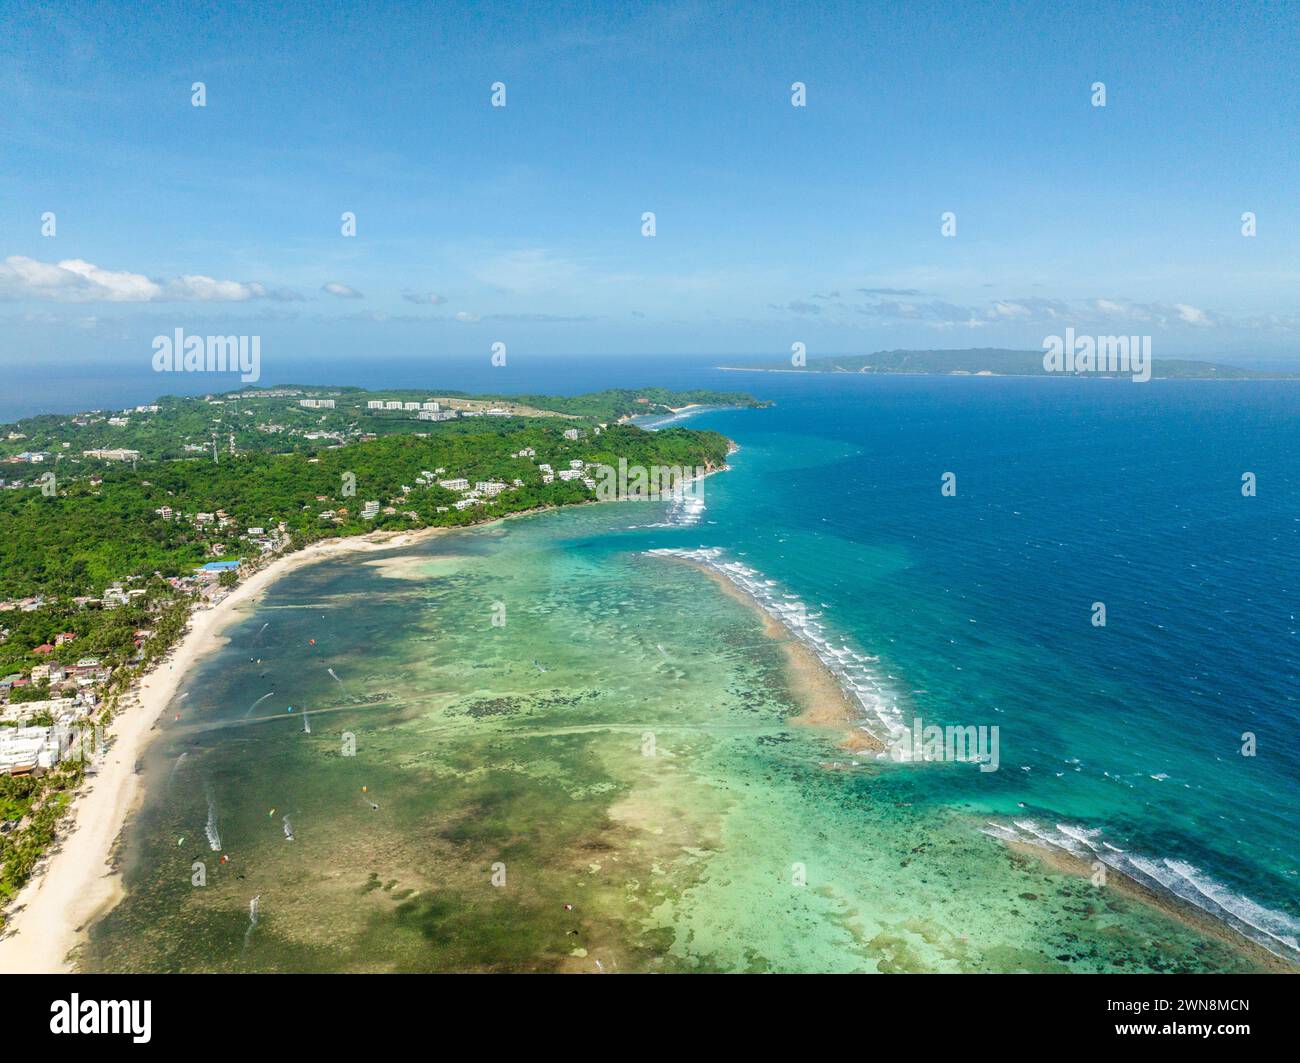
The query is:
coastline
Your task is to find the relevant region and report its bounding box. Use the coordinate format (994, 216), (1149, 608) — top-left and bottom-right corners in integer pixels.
(667, 555), (883, 755)
(621, 402), (714, 429)
(5, 452), (1286, 974)
(0, 525), (449, 973)
(664, 553), (1299, 970)
(0, 486), (733, 972)
(1000, 837), (1299, 973)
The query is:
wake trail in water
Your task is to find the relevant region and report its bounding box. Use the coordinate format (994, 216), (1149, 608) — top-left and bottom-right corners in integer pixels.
(243, 894), (261, 950)
(204, 786), (222, 851)
(245, 691), (275, 718)
(168, 751), (189, 787)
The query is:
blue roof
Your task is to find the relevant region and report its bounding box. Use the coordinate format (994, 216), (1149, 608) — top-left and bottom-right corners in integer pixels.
(199, 561), (241, 571)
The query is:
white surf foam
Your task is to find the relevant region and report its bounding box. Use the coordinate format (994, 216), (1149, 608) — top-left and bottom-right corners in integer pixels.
(204, 787), (222, 851)
(982, 817), (1300, 964)
(648, 546), (905, 747)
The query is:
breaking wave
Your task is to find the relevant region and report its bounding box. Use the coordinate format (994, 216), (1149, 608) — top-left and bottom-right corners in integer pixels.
(982, 818), (1300, 964)
(648, 546), (903, 747)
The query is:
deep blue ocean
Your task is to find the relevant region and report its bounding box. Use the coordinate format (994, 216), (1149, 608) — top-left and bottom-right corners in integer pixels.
(668, 373), (1300, 957)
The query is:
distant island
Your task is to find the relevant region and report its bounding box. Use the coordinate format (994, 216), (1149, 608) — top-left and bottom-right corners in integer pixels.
(0, 384), (764, 919)
(720, 348), (1300, 379)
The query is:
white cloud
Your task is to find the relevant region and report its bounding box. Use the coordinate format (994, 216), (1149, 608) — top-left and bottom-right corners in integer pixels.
(1175, 303), (1215, 326)
(0, 255), (302, 303)
(0, 256), (162, 301)
(990, 300), (1034, 318)
(321, 281), (363, 299)
(168, 275), (263, 301)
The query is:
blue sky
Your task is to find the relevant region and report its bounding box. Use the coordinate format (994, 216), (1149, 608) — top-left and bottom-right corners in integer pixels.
(2, 0), (1298, 368)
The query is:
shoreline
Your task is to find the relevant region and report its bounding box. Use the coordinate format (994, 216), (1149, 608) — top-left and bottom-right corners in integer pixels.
(664, 555), (883, 755)
(7, 459), (1284, 974)
(661, 553), (1298, 970)
(1001, 837), (1298, 973)
(0, 485), (731, 972)
(622, 403), (714, 429)
(0, 524), (451, 973)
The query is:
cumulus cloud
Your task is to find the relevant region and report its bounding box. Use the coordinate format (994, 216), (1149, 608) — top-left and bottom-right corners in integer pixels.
(321, 281), (363, 299)
(989, 298), (1071, 320)
(1174, 303), (1214, 326)
(166, 275), (300, 301)
(989, 300), (1033, 319)
(0, 256), (162, 301)
(1080, 299), (1218, 328)
(0, 256), (303, 303)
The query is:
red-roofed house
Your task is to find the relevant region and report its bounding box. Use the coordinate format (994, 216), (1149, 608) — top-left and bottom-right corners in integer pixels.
(33, 644), (54, 655)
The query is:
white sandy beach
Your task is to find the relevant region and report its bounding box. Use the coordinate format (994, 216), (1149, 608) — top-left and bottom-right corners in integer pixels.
(0, 489), (729, 973)
(0, 527), (441, 973)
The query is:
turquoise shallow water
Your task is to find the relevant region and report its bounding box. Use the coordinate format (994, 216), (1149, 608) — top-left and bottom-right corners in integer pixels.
(680, 375), (1300, 960)
(84, 374), (1298, 971)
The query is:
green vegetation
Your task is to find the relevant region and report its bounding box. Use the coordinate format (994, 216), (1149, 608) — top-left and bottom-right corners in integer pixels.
(0, 592), (166, 677)
(8, 683), (52, 705)
(0, 384), (767, 464)
(495, 387), (765, 418)
(0, 384), (757, 918)
(0, 419), (732, 601)
(0, 764), (82, 919)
